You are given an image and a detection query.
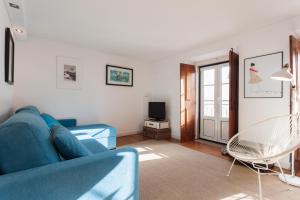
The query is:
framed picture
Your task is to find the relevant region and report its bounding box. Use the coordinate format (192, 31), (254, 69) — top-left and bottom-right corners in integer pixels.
(56, 56), (83, 90)
(244, 51), (283, 98)
(106, 65), (133, 87)
(4, 28), (14, 85)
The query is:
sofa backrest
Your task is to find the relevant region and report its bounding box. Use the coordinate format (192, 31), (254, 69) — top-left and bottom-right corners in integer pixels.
(15, 105), (41, 116)
(0, 108), (61, 174)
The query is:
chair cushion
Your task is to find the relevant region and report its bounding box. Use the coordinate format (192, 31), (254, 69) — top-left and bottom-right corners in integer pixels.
(15, 106), (40, 116)
(0, 112), (60, 174)
(73, 133), (108, 154)
(51, 126), (92, 160)
(41, 113), (61, 128)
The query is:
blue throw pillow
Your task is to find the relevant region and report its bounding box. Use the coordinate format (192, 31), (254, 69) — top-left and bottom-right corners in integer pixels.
(51, 126), (91, 160)
(41, 113), (61, 128)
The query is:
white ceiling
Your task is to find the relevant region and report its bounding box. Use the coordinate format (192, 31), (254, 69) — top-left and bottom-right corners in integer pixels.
(22, 0), (300, 62)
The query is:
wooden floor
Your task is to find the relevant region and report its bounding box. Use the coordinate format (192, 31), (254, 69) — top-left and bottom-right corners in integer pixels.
(117, 133), (229, 161)
(180, 140), (230, 161)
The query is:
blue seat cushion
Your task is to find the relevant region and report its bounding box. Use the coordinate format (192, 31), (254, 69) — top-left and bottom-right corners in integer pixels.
(0, 112), (60, 174)
(69, 124), (116, 149)
(51, 126), (92, 160)
(73, 133), (108, 154)
(41, 113), (61, 128)
(69, 124), (116, 138)
(15, 106), (40, 116)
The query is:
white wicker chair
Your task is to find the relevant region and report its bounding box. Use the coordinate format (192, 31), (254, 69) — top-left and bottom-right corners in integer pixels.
(226, 114), (300, 200)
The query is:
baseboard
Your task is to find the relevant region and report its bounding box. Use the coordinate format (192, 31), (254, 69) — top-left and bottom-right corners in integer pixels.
(117, 130), (143, 137)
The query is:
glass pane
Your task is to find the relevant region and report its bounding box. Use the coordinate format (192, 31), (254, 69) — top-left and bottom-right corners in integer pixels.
(204, 85), (214, 100)
(203, 69), (215, 85)
(221, 84), (229, 101)
(221, 66), (229, 84)
(221, 101), (229, 118)
(204, 101), (214, 117)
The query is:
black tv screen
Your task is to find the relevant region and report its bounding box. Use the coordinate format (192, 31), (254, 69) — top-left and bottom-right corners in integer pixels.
(148, 102), (165, 121)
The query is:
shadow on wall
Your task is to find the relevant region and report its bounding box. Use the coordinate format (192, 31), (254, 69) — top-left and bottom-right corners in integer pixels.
(0, 108), (13, 123)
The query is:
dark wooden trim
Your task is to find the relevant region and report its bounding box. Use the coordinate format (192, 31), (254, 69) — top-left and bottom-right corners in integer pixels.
(106, 65), (133, 87)
(198, 61), (229, 68)
(180, 63), (196, 143)
(290, 35), (294, 114)
(228, 49), (239, 139)
(290, 35), (300, 176)
(243, 51), (283, 98)
(198, 68), (201, 139)
(4, 27), (14, 85)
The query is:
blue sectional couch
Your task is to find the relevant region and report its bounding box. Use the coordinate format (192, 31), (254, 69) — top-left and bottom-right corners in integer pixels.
(0, 106), (139, 200)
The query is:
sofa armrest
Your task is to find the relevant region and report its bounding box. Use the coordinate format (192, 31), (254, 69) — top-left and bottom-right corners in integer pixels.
(58, 118), (77, 127)
(0, 147), (139, 200)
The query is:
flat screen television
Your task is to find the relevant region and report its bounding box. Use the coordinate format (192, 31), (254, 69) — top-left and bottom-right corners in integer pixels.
(148, 102), (165, 121)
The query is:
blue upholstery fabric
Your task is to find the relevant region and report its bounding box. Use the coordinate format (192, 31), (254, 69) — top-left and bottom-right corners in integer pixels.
(69, 124), (117, 149)
(0, 111), (60, 174)
(51, 126), (91, 159)
(0, 106), (138, 199)
(15, 106), (40, 116)
(74, 133), (108, 154)
(69, 124), (116, 137)
(41, 113), (61, 128)
(0, 147), (139, 200)
(58, 118), (77, 128)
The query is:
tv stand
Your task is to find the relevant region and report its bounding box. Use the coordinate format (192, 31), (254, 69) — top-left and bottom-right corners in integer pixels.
(143, 120), (171, 140)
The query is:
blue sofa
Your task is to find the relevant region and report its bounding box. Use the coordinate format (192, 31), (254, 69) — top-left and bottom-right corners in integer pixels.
(0, 106), (139, 200)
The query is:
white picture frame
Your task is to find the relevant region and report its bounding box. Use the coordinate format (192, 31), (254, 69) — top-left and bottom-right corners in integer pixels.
(244, 52), (283, 98)
(56, 56), (83, 90)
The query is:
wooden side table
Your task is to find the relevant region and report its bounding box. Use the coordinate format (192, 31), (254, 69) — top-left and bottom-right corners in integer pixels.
(143, 126), (171, 140)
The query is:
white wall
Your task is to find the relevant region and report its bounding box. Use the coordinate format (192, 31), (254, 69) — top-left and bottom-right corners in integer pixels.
(0, 1), (14, 122)
(14, 37), (150, 136)
(151, 16), (300, 139)
(150, 16), (300, 168)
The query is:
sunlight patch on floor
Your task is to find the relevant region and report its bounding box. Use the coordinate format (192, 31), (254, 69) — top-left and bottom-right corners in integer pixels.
(139, 153), (163, 162)
(220, 193), (268, 200)
(135, 147), (148, 153)
(157, 153), (168, 158)
(144, 146), (152, 150)
(133, 146), (168, 162)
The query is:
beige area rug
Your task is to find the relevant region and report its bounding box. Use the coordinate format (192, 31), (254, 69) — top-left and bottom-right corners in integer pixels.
(127, 140), (300, 200)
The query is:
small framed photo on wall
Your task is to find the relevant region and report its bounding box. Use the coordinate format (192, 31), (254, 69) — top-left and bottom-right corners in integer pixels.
(4, 28), (14, 85)
(56, 56), (83, 90)
(106, 65), (133, 87)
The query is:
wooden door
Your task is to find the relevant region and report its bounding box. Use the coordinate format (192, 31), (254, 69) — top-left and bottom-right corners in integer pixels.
(290, 35), (300, 175)
(228, 49), (239, 139)
(180, 63), (196, 142)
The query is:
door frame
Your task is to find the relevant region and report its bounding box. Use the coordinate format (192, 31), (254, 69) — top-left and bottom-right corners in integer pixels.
(198, 61), (229, 142)
(290, 35), (300, 175)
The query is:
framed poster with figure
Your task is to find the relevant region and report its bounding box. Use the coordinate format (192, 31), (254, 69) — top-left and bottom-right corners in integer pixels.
(244, 52), (283, 98)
